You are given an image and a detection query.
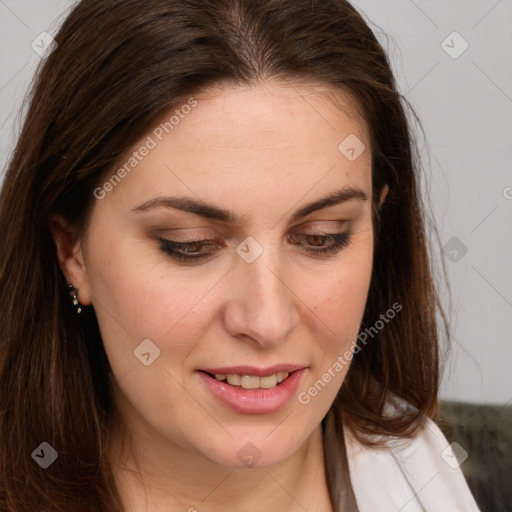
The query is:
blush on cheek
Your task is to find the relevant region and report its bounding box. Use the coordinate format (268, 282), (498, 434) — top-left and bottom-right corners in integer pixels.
(312, 271), (371, 352)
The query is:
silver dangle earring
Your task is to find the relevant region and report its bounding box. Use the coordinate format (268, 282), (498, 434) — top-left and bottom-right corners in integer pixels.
(68, 284), (82, 314)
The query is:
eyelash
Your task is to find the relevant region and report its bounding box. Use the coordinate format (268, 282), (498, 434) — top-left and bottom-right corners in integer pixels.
(157, 231), (351, 263)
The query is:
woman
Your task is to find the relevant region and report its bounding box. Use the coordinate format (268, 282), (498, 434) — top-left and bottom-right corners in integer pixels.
(0, 0), (481, 510)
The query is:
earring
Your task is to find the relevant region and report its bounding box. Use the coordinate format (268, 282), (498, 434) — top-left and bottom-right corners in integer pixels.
(68, 284), (82, 314)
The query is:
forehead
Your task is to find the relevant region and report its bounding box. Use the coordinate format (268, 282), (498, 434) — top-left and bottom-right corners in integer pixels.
(101, 81), (372, 215)
(175, 81), (369, 151)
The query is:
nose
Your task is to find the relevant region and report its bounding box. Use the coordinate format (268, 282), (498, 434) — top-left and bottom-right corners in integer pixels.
(222, 240), (300, 348)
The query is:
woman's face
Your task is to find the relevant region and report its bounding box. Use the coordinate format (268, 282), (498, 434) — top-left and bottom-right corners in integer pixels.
(61, 82), (383, 469)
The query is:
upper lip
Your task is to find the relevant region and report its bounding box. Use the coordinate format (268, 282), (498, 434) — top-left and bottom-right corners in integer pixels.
(199, 364), (306, 377)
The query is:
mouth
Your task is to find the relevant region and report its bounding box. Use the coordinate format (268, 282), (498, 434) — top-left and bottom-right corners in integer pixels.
(201, 370), (292, 390)
(197, 365), (307, 415)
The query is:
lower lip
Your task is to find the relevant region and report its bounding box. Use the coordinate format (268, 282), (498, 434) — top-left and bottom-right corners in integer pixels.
(197, 369), (306, 415)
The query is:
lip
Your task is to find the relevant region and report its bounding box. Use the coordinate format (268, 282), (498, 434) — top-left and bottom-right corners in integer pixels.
(197, 367), (307, 415)
(199, 364), (305, 377)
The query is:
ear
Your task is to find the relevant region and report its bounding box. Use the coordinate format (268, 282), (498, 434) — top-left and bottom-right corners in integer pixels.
(378, 184), (389, 210)
(48, 215), (92, 306)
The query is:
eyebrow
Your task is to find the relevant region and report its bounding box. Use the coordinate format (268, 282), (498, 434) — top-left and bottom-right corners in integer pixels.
(131, 186), (368, 224)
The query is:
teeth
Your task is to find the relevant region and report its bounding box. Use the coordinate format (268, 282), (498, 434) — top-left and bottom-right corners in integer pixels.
(259, 374), (277, 388)
(213, 372), (290, 389)
(241, 375), (260, 389)
(226, 374), (241, 386)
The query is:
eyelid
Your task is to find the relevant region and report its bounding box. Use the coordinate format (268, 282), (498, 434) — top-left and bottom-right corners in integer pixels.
(155, 219), (348, 238)
(155, 230), (221, 243)
(294, 220), (348, 233)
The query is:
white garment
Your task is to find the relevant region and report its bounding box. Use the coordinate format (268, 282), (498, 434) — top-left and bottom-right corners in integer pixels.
(344, 400), (481, 511)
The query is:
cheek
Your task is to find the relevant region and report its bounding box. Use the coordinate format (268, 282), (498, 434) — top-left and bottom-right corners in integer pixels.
(308, 250), (373, 346)
(296, 255), (373, 409)
(84, 225), (219, 379)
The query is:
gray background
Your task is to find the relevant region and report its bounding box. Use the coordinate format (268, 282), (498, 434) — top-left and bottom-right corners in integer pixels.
(1, 1), (510, 405)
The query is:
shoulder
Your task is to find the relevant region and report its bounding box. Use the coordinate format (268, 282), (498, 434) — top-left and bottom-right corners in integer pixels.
(343, 395), (481, 512)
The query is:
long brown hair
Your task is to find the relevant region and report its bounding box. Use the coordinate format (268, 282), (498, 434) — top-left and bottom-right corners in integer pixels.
(0, 0), (449, 510)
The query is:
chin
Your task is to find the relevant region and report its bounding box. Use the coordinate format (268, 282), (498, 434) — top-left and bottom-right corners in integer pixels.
(200, 431), (307, 470)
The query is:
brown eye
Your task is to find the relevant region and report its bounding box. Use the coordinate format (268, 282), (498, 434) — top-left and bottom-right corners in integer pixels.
(158, 237), (222, 263)
(288, 231), (351, 255)
(157, 231), (351, 264)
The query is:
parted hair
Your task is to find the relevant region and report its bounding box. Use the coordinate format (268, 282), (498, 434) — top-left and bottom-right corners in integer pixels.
(0, 0), (449, 510)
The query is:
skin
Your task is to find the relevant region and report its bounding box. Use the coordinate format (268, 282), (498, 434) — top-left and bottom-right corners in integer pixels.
(51, 81), (388, 511)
